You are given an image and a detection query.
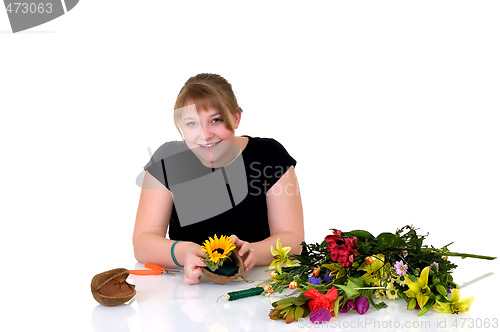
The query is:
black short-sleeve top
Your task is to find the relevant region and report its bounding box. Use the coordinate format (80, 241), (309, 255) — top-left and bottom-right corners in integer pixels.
(143, 135), (296, 245)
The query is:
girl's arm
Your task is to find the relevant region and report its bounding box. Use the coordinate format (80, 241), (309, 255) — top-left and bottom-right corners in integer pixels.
(133, 171), (206, 284)
(231, 166), (305, 271)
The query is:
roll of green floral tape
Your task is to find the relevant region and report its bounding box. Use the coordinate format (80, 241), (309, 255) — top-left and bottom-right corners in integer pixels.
(226, 287), (264, 301)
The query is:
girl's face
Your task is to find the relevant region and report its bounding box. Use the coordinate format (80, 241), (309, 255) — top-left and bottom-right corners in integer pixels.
(177, 104), (241, 167)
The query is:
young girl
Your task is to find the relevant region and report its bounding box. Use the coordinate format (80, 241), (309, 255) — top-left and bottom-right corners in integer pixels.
(133, 73), (304, 284)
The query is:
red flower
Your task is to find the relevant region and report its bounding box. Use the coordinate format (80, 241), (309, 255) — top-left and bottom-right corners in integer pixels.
(324, 230), (359, 267)
(304, 287), (339, 316)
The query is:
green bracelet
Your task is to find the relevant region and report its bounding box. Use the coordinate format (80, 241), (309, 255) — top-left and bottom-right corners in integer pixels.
(171, 240), (183, 268)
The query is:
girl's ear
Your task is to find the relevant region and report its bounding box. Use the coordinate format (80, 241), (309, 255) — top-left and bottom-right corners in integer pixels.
(233, 111), (242, 129)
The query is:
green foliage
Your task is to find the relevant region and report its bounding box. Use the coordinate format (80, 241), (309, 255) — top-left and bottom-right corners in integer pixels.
(269, 294), (311, 323)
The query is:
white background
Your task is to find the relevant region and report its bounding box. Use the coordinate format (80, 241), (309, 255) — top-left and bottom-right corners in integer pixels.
(1, 1), (499, 331)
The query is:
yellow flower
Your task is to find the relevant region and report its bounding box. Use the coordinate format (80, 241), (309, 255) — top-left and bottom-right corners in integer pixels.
(359, 254), (385, 274)
(433, 289), (474, 314)
(404, 266), (432, 309)
(289, 281), (298, 289)
(201, 234), (236, 264)
(359, 254), (385, 285)
(386, 283), (399, 300)
(395, 275), (406, 287)
(269, 238), (298, 274)
(374, 289), (386, 299)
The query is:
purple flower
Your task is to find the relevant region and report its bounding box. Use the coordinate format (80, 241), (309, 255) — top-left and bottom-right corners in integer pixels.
(402, 250), (408, 257)
(355, 296), (369, 314)
(308, 276), (322, 285)
(339, 299), (355, 313)
(309, 308), (331, 324)
(324, 270), (334, 282)
(394, 260), (408, 276)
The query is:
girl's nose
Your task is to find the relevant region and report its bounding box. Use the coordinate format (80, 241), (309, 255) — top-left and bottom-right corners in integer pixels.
(200, 123), (214, 141)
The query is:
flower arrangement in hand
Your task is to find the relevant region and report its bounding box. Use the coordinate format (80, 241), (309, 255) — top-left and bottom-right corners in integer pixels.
(263, 225), (496, 324)
(201, 234), (236, 272)
(200, 234), (246, 284)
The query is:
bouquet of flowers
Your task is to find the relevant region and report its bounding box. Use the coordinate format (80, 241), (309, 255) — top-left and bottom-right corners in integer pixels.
(262, 225), (496, 324)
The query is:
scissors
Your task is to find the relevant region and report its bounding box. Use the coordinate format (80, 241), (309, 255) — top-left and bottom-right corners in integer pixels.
(130, 263), (180, 275)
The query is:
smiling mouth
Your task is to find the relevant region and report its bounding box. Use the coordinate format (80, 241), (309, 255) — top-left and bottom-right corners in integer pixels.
(198, 141), (221, 149)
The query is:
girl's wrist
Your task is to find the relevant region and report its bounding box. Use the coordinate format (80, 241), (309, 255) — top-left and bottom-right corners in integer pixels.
(170, 240), (183, 268)
(174, 241), (200, 267)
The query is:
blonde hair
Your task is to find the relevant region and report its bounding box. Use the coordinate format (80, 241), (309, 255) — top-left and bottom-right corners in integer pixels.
(174, 73), (242, 133)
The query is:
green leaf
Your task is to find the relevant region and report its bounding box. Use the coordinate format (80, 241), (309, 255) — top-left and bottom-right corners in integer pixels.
(343, 230), (375, 241)
(274, 302), (294, 310)
(295, 300), (306, 306)
(275, 297), (298, 306)
(376, 232), (396, 246)
(377, 301), (388, 309)
(362, 289), (386, 310)
(333, 297), (340, 317)
(303, 305), (311, 317)
(336, 284), (359, 299)
(297, 293), (309, 302)
(295, 305), (304, 319)
(347, 277), (365, 289)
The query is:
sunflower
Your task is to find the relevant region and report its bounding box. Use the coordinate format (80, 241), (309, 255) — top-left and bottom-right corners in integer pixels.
(201, 235), (236, 271)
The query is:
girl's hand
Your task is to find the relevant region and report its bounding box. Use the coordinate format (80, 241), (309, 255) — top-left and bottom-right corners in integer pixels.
(182, 243), (207, 285)
(230, 234), (257, 272)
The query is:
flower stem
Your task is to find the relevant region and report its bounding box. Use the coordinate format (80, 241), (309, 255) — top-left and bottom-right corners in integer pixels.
(256, 278), (273, 287)
(434, 251), (496, 260)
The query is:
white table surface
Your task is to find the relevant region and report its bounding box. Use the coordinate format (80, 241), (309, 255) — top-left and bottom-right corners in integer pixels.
(89, 259), (499, 332)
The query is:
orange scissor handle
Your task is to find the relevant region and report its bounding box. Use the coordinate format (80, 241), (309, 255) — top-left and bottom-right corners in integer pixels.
(129, 263), (166, 275)
(144, 263), (166, 271)
(129, 269), (161, 275)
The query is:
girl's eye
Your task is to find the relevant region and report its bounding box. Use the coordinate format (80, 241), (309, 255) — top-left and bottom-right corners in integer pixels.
(186, 121), (197, 126)
(212, 118), (223, 124)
